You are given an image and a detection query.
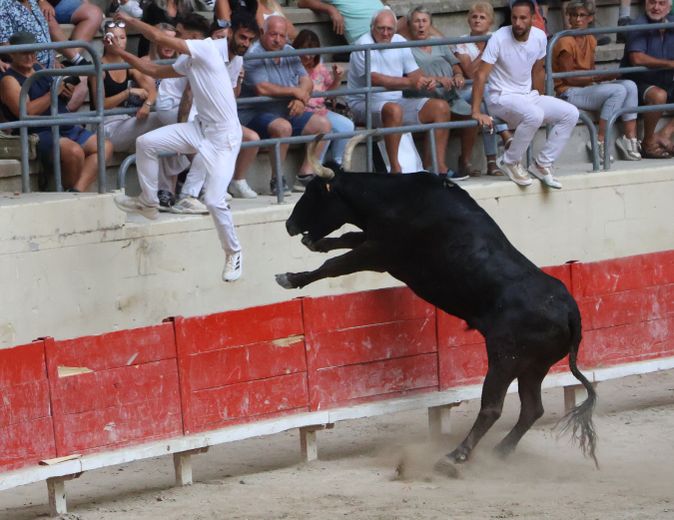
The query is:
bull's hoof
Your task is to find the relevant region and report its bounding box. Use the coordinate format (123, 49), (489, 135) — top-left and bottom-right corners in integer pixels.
(447, 448), (470, 464)
(301, 234), (317, 251)
(275, 273), (296, 289)
(432, 457), (460, 479)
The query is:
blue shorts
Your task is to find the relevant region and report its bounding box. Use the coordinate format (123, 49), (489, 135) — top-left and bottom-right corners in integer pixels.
(37, 125), (93, 162)
(246, 111), (313, 140)
(54, 0), (82, 23)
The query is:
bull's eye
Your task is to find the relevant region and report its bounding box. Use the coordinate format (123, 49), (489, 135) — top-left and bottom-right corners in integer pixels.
(325, 184), (332, 192)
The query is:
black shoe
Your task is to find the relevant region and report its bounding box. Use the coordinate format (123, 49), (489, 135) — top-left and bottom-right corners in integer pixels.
(616, 16), (631, 44)
(269, 177), (291, 196)
(594, 34), (611, 46)
(158, 190), (175, 212)
(62, 56), (92, 68)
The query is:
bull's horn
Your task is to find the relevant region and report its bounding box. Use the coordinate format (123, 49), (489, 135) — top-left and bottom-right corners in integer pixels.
(342, 130), (375, 171)
(306, 134), (335, 179)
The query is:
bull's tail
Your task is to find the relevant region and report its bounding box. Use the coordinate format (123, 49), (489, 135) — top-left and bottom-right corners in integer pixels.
(557, 312), (599, 468)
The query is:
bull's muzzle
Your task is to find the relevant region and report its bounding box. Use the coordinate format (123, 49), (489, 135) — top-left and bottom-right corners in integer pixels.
(286, 219), (302, 236)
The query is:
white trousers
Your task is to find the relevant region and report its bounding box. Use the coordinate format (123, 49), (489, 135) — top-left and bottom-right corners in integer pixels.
(486, 90), (579, 167)
(135, 119), (243, 254)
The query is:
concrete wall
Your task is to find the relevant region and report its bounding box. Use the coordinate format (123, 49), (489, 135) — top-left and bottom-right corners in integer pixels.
(1, 163), (673, 348)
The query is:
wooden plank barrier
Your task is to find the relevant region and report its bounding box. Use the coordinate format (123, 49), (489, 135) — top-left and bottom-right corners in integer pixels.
(0, 340), (55, 472)
(0, 252), (672, 516)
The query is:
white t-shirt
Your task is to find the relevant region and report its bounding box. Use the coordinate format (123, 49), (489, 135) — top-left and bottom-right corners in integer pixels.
(172, 38), (239, 128)
(451, 34), (485, 61)
(480, 26), (546, 95)
(155, 76), (189, 111)
(347, 32), (419, 107)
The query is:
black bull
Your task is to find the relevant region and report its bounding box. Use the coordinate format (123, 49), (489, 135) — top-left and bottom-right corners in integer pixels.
(275, 168), (598, 469)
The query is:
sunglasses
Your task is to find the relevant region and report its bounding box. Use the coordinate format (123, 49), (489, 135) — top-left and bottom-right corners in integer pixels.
(104, 20), (127, 29)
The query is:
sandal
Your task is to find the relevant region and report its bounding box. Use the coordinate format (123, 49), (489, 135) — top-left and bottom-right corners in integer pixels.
(458, 156), (482, 177)
(642, 144), (671, 159)
(486, 159), (505, 176)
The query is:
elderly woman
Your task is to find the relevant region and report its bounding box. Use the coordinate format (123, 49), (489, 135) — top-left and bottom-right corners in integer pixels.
(552, 0), (641, 161)
(452, 1), (513, 176)
(404, 6), (477, 179)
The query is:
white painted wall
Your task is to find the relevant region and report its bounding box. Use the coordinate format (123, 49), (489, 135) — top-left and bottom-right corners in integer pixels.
(1, 164), (673, 348)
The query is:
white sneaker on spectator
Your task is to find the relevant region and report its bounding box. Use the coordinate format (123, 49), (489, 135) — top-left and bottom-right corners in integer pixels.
(114, 194), (158, 219)
(171, 196), (209, 215)
(226, 191), (232, 201)
(229, 179), (258, 199)
(222, 251), (242, 282)
(499, 159), (532, 186)
(528, 162), (562, 189)
(615, 135), (642, 161)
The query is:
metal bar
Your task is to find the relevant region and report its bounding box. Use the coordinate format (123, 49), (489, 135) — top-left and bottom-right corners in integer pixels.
(578, 111), (600, 172)
(365, 49), (373, 172)
(274, 142), (283, 203)
(429, 128), (438, 174)
(50, 77), (63, 192)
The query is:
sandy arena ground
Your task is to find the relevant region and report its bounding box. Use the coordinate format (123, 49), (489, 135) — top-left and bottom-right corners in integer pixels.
(1, 368), (673, 520)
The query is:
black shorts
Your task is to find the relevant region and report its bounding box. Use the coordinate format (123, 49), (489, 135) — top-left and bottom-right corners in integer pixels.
(634, 80), (674, 104)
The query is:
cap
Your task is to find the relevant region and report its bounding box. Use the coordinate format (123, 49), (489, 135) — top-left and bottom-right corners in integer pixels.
(9, 31), (37, 46)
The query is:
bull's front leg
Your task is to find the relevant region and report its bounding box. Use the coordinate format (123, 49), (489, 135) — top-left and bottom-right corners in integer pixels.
(276, 243), (384, 289)
(302, 231), (366, 253)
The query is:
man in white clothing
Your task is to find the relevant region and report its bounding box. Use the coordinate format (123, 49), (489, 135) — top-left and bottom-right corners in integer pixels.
(108, 12), (245, 282)
(471, 0), (579, 189)
(347, 8), (452, 175)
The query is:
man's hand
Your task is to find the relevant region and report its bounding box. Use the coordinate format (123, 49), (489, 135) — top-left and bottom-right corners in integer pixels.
(435, 77), (453, 91)
(293, 87), (310, 104)
(329, 8), (345, 35)
(136, 103), (150, 120)
(0, 61), (9, 73)
(288, 99), (305, 117)
(472, 111), (493, 130)
(452, 74), (465, 89)
(414, 75), (435, 91)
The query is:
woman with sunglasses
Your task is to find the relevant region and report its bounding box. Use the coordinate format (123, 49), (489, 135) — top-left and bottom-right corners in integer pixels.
(552, 0), (641, 162)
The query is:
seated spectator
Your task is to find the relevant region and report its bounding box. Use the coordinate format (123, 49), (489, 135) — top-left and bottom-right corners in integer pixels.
(620, 0), (674, 158)
(404, 6), (478, 179)
(176, 12), (262, 207)
(452, 1), (512, 176)
(214, 0), (298, 41)
(138, 0), (195, 56)
(0, 0), (92, 72)
(552, 0), (640, 162)
(472, 0), (578, 189)
(0, 31), (112, 191)
(239, 15), (331, 194)
(109, 0), (144, 18)
(293, 29), (354, 166)
(50, 0), (104, 63)
(91, 20), (188, 201)
(346, 8), (451, 175)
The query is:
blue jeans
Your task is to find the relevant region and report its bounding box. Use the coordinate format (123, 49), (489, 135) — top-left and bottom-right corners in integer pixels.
(457, 87), (508, 156)
(319, 111), (355, 165)
(561, 80), (638, 123)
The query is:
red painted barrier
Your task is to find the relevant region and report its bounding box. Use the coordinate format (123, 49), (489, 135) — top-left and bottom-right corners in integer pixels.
(0, 340), (55, 471)
(573, 251), (674, 367)
(302, 288), (438, 410)
(45, 324), (182, 456)
(174, 301), (308, 434)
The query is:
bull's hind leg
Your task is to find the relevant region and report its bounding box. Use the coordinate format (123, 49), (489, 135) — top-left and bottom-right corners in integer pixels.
(441, 364), (517, 465)
(493, 364), (548, 458)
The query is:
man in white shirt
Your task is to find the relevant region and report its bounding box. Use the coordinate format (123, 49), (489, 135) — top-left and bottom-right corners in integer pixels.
(471, 0), (579, 189)
(108, 12), (245, 282)
(347, 8), (453, 175)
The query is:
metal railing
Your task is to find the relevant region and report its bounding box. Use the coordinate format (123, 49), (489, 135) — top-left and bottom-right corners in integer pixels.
(546, 21), (674, 170)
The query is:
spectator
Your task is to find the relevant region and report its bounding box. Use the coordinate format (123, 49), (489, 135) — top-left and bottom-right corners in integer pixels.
(552, 0), (641, 162)
(404, 6), (478, 179)
(50, 0), (104, 62)
(138, 0), (195, 56)
(0, 0), (92, 73)
(0, 31), (112, 191)
(620, 0), (674, 158)
(346, 8), (452, 175)
(452, 1), (513, 176)
(214, 0), (298, 41)
(109, 0), (144, 18)
(108, 11), (245, 282)
(293, 29), (354, 166)
(239, 15), (331, 194)
(472, 0), (578, 189)
(176, 12), (262, 207)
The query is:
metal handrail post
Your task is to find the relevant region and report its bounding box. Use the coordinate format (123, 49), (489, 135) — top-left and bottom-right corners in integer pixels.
(118, 153), (137, 190)
(50, 78), (63, 191)
(94, 51), (106, 192)
(274, 142), (283, 203)
(19, 126), (30, 192)
(365, 49), (373, 172)
(429, 128), (438, 174)
(578, 111), (600, 172)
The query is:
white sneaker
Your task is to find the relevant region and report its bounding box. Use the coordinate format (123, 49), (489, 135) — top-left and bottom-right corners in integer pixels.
(228, 179), (258, 199)
(615, 135), (642, 161)
(528, 162), (562, 189)
(222, 251), (242, 282)
(587, 140), (613, 164)
(226, 191), (232, 201)
(171, 196), (209, 215)
(114, 194), (158, 219)
(499, 159), (532, 186)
